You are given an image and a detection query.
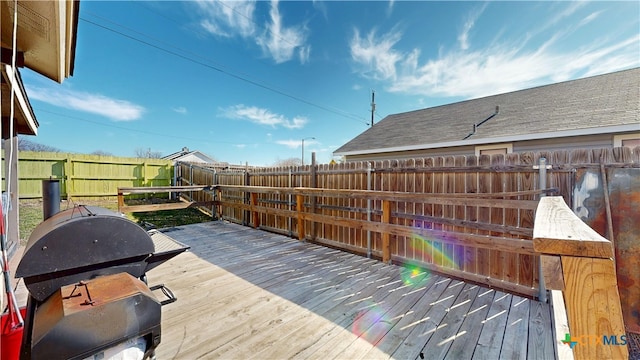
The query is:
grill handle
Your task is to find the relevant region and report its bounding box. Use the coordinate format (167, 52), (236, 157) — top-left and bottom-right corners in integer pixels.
(150, 284), (177, 306)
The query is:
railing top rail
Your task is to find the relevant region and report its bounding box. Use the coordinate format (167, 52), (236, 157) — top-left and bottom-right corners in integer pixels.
(118, 185), (214, 195)
(533, 196), (613, 259)
(214, 185), (542, 209)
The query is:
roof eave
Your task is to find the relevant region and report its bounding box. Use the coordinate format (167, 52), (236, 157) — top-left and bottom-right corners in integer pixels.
(2, 64), (38, 138)
(333, 124), (640, 157)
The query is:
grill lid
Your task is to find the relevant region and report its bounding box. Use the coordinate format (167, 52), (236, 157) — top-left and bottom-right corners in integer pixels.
(16, 205), (155, 301)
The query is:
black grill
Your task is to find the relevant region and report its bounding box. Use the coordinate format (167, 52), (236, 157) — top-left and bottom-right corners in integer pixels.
(16, 205), (189, 359)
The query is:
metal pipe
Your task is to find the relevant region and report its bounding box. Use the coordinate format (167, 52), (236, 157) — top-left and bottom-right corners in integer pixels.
(538, 157), (548, 303)
(288, 168), (292, 237)
(42, 179), (60, 220)
(366, 162), (372, 258)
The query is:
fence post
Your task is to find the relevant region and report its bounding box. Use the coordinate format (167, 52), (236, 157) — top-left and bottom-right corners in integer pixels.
(117, 189), (125, 213)
(172, 162), (178, 200)
(533, 196), (627, 360)
(243, 169), (250, 226)
(215, 186), (223, 220)
(296, 193), (305, 241)
(189, 164), (194, 201)
(382, 199), (391, 263)
(211, 169), (217, 218)
(143, 161), (148, 186)
(64, 155), (73, 199)
(310, 152), (317, 241)
(288, 168), (293, 237)
(250, 192), (259, 229)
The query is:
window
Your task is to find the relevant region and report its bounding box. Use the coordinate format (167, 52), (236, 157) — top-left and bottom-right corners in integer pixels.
(475, 143), (513, 156)
(614, 133), (640, 148)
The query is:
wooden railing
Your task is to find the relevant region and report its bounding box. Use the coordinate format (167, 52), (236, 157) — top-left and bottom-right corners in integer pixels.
(213, 185), (545, 298)
(533, 196), (627, 360)
(117, 185), (216, 213)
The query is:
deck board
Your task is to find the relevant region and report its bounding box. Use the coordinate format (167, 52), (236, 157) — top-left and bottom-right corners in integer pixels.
(142, 221), (554, 359)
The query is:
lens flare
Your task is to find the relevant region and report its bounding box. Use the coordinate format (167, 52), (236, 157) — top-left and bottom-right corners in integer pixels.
(400, 262), (430, 287)
(351, 299), (392, 345)
(408, 234), (459, 270)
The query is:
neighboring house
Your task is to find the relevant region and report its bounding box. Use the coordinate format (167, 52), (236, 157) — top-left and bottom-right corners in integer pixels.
(1, 0), (79, 246)
(334, 68), (640, 162)
(163, 147), (216, 163)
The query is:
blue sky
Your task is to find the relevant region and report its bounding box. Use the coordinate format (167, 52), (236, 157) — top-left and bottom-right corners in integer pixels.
(22, 1), (640, 166)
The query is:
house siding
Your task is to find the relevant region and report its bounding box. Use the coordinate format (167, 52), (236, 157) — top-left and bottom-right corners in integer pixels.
(344, 146), (475, 162)
(512, 133), (614, 153)
(343, 133), (628, 162)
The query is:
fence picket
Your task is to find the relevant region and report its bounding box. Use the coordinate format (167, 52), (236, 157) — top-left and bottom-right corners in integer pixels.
(171, 147), (636, 297)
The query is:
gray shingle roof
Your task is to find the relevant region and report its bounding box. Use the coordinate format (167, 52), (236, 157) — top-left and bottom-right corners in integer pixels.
(334, 67), (640, 155)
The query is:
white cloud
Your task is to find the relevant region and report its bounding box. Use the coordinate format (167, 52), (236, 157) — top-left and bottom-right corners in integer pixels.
(350, 28), (403, 81)
(257, 0), (310, 64)
(298, 45), (311, 64)
(350, 7), (640, 100)
(458, 3), (487, 50)
(27, 87), (145, 121)
(221, 104), (308, 129)
(386, 34), (640, 99)
(386, 0), (395, 17)
(276, 138), (318, 149)
(196, 0), (256, 38)
(195, 0), (309, 64)
(172, 106), (188, 114)
(235, 144), (247, 149)
(577, 10), (602, 28)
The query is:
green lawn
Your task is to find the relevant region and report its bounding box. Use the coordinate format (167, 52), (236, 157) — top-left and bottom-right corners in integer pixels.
(19, 198), (212, 244)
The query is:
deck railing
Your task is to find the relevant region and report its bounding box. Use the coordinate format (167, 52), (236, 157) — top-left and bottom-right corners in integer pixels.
(533, 196), (627, 360)
(211, 185), (546, 298)
(119, 186), (628, 359)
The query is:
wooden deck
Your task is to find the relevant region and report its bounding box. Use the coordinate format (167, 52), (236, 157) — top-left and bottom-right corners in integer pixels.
(146, 220), (555, 359)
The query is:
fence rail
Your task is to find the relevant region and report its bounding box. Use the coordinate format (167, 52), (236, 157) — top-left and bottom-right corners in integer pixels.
(174, 147), (638, 303)
(209, 184), (544, 297)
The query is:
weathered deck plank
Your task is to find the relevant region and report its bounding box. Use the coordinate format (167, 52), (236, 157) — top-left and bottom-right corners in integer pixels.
(499, 295), (531, 359)
(443, 287), (496, 360)
(143, 221), (555, 360)
(472, 291), (512, 359)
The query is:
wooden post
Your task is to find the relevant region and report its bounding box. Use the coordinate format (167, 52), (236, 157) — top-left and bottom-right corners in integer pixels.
(64, 155), (73, 199)
(216, 187), (223, 219)
(250, 192), (260, 229)
(533, 197), (627, 360)
(310, 152), (317, 241)
(117, 190), (124, 213)
(143, 161), (148, 186)
(382, 199), (391, 263)
(296, 194), (305, 241)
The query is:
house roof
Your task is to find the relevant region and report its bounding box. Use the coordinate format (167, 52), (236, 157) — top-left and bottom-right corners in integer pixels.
(334, 67), (640, 156)
(163, 147), (216, 163)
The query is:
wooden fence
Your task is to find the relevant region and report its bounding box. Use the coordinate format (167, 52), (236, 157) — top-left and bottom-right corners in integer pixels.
(174, 147), (639, 299)
(7, 151), (173, 198)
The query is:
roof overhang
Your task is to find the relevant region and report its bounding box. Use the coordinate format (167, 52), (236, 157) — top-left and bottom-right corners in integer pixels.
(1, 0), (80, 138)
(1, 0), (79, 83)
(333, 124), (640, 157)
(1, 64), (37, 138)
